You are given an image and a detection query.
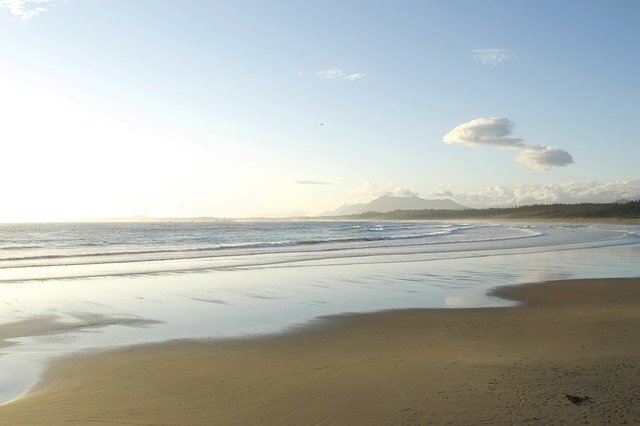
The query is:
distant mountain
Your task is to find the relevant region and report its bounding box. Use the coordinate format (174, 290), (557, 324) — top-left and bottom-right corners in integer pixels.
(328, 195), (466, 216)
(343, 200), (640, 221)
(615, 198), (640, 204)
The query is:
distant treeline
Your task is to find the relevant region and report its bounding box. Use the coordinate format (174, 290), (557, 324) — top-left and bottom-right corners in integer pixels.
(336, 200), (640, 221)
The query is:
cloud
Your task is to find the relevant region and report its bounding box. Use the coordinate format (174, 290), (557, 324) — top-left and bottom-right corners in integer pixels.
(317, 68), (367, 81)
(443, 117), (574, 170)
(472, 49), (516, 65)
(430, 190), (454, 198)
(351, 182), (419, 199)
(443, 118), (525, 148)
(516, 146), (574, 169)
(0, 0), (65, 21)
(437, 180), (640, 207)
(343, 73), (367, 81)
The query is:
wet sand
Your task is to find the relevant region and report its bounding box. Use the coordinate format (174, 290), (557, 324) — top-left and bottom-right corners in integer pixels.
(1, 277), (639, 424)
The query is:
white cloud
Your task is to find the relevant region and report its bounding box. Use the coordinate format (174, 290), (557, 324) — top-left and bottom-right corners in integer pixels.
(317, 68), (367, 81)
(439, 180), (640, 207)
(430, 190), (454, 198)
(516, 146), (574, 169)
(443, 117), (574, 170)
(472, 49), (516, 65)
(343, 72), (367, 81)
(317, 69), (343, 79)
(443, 118), (525, 148)
(350, 182), (418, 199)
(0, 0), (65, 21)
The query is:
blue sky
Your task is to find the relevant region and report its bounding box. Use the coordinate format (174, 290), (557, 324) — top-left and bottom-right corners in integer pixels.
(1, 0), (638, 220)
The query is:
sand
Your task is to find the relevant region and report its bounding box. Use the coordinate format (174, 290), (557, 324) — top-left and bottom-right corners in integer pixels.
(1, 277), (639, 424)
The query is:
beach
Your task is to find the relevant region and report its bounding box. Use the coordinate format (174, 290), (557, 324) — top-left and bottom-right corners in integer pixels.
(1, 277), (639, 424)
(3, 1), (639, 423)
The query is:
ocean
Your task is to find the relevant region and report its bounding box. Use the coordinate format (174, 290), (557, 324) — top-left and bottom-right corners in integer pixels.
(0, 220), (637, 281)
(0, 220), (639, 403)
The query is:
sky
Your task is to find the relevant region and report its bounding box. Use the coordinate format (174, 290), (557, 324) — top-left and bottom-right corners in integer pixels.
(0, 0), (639, 221)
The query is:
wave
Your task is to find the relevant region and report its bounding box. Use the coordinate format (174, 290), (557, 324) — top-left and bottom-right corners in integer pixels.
(0, 240), (297, 263)
(0, 245), (44, 250)
(0, 227), (550, 275)
(1, 231), (637, 285)
(0, 226), (477, 264)
(1, 223), (633, 279)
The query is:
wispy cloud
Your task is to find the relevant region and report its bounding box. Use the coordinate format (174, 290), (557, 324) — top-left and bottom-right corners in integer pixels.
(296, 177), (347, 185)
(0, 0), (66, 21)
(472, 49), (516, 65)
(443, 117), (574, 170)
(433, 180), (640, 207)
(317, 68), (367, 81)
(343, 72), (366, 81)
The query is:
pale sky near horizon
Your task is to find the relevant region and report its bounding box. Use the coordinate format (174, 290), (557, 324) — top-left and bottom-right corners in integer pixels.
(1, 0), (639, 221)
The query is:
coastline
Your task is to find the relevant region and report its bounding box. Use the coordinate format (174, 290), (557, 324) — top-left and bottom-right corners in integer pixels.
(327, 217), (640, 225)
(1, 277), (639, 424)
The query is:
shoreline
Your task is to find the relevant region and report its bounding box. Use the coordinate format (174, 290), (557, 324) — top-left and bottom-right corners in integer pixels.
(330, 217), (640, 225)
(1, 277), (639, 424)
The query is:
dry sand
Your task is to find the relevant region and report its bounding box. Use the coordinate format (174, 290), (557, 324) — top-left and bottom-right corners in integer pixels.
(1, 277), (639, 424)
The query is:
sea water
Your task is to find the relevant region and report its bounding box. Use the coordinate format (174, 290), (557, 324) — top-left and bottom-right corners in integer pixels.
(0, 220), (639, 403)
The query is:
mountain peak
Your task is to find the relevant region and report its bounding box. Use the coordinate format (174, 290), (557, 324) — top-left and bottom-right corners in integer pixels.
(328, 195), (465, 216)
